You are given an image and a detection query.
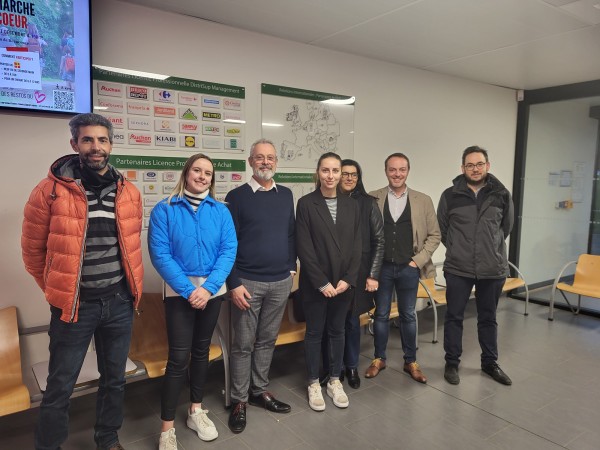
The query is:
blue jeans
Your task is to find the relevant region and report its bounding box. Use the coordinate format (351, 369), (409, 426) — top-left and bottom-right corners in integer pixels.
(35, 290), (134, 450)
(444, 272), (505, 367)
(373, 262), (420, 363)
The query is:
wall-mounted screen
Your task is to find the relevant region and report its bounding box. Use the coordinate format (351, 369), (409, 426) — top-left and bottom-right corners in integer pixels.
(0, 0), (91, 114)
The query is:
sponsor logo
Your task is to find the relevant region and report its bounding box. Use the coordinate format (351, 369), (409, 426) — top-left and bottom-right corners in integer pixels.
(202, 111), (222, 121)
(154, 106), (177, 117)
(128, 118), (152, 131)
(202, 96), (221, 108)
(113, 133), (126, 145)
(155, 119), (176, 133)
(97, 99), (123, 113)
(144, 208), (152, 217)
(223, 111), (243, 122)
(180, 107), (198, 120)
(181, 135), (198, 148)
(202, 125), (221, 136)
(103, 115), (124, 128)
(202, 137), (220, 149)
(97, 82), (123, 97)
(224, 126), (242, 136)
(163, 185), (175, 194)
(216, 173), (227, 182)
(163, 172), (177, 182)
(127, 102), (151, 116)
(178, 92), (199, 105)
(127, 86), (148, 100)
(225, 138), (241, 150)
(143, 171), (158, 181)
(223, 98), (242, 110)
(124, 170), (137, 180)
(144, 184), (158, 194)
(154, 89), (174, 103)
(180, 122), (199, 134)
(231, 173), (243, 182)
(144, 198), (159, 207)
(129, 133), (152, 145)
(155, 134), (177, 147)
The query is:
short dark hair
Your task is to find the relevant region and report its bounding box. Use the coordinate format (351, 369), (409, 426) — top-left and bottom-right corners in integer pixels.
(69, 113), (114, 144)
(462, 146), (489, 165)
(384, 153), (410, 170)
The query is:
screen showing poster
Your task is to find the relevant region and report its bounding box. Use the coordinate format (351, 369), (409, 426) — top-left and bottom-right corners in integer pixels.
(0, 0), (92, 113)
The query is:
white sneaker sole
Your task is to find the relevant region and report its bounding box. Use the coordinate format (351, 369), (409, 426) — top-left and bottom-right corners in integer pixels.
(187, 417), (218, 442)
(309, 400), (326, 411)
(327, 387), (349, 408)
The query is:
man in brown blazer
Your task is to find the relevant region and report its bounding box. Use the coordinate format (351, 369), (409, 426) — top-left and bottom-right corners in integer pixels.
(365, 153), (440, 383)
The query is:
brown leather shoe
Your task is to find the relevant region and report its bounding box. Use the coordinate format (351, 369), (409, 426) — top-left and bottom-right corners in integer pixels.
(403, 362), (427, 383)
(365, 358), (386, 378)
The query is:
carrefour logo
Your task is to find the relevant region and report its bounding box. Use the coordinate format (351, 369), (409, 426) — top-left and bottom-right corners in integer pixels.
(154, 89), (174, 103)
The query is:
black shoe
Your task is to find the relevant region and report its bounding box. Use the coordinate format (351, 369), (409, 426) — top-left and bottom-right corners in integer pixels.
(249, 392), (291, 413)
(482, 363), (512, 385)
(228, 401), (247, 433)
(97, 443), (125, 450)
(319, 373), (330, 387)
(444, 363), (460, 385)
(346, 368), (360, 389)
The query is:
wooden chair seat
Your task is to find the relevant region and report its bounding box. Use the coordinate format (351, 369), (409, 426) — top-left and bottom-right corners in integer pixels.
(550, 254), (600, 320)
(129, 293), (223, 378)
(0, 306), (31, 417)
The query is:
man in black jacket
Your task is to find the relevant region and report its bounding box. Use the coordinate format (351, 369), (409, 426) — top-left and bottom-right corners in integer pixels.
(437, 146), (514, 386)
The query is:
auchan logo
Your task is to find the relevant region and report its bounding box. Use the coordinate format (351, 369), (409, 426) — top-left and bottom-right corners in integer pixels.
(129, 133), (152, 145)
(97, 82), (123, 97)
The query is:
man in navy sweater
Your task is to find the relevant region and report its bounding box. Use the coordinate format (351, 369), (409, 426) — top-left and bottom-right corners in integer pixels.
(226, 139), (297, 433)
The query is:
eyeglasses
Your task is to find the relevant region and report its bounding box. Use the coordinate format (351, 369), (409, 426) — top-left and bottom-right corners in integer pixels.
(252, 155), (277, 163)
(341, 172), (358, 179)
(464, 162), (486, 171)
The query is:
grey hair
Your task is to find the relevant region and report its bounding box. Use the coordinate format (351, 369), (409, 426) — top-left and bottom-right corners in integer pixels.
(249, 138), (276, 158)
(69, 113), (114, 144)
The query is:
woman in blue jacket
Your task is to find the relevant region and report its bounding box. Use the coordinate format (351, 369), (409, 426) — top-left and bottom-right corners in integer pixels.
(149, 153), (237, 449)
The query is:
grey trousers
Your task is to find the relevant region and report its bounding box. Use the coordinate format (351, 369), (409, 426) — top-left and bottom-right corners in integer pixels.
(230, 275), (293, 402)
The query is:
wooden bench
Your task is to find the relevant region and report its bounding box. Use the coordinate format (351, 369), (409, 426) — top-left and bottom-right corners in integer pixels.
(0, 306), (30, 417)
(129, 293), (225, 378)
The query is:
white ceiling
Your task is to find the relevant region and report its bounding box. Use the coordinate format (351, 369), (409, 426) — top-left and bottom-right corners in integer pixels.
(120, 0), (600, 90)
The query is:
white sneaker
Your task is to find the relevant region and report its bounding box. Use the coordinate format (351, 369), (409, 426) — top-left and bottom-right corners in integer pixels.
(307, 382), (326, 411)
(159, 428), (177, 450)
(327, 379), (349, 408)
(187, 408), (218, 442)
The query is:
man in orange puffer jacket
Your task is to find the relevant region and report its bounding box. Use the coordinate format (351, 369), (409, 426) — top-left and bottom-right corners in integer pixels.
(22, 113), (143, 450)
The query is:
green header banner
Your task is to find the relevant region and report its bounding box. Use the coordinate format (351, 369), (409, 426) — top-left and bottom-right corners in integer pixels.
(262, 83), (353, 103)
(112, 155), (245, 172)
(274, 173), (315, 183)
(93, 66), (245, 99)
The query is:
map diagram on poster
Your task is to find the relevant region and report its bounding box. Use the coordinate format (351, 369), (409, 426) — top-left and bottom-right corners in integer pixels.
(262, 84), (354, 169)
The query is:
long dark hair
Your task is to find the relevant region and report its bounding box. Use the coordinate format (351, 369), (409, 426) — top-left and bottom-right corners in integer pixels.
(339, 159), (367, 196)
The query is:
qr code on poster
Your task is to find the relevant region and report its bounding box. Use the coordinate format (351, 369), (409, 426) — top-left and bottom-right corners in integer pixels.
(53, 90), (75, 111)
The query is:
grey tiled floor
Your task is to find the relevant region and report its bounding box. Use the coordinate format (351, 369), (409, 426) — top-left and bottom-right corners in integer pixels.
(3, 297), (600, 449)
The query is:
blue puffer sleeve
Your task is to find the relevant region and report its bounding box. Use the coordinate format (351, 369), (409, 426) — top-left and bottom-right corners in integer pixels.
(202, 203), (237, 295)
(148, 201), (196, 299)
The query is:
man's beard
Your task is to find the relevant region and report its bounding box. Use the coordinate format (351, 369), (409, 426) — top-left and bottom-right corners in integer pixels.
(253, 166), (274, 181)
(80, 152), (109, 171)
(465, 172), (487, 187)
